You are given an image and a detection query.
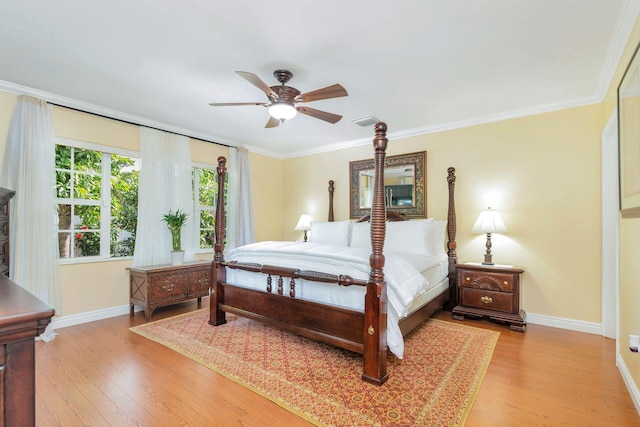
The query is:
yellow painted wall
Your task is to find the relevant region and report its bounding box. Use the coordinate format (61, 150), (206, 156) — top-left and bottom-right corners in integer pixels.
(285, 104), (604, 322)
(250, 151), (283, 242)
(0, 93), (15, 146)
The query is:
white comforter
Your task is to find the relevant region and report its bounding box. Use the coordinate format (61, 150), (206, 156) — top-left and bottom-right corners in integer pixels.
(225, 241), (446, 358)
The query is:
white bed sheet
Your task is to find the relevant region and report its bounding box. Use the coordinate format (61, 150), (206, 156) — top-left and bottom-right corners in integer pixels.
(224, 241), (448, 358)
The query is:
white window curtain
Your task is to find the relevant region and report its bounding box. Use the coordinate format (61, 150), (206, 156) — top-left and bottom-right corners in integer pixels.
(132, 127), (194, 267)
(0, 95), (61, 341)
(226, 147), (254, 250)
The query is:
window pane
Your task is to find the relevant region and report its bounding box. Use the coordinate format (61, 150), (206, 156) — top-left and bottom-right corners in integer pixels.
(74, 204), (100, 229)
(55, 145), (71, 169)
(200, 229), (214, 248)
(110, 154), (139, 257)
(58, 231), (71, 258)
(199, 169), (217, 206)
(56, 171), (71, 198)
(73, 148), (101, 173)
(75, 231), (100, 257)
(199, 186), (216, 206)
(57, 204), (72, 231)
(199, 209), (214, 248)
(75, 173), (101, 200)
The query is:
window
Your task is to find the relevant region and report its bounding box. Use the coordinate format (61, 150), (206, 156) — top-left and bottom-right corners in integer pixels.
(193, 165), (225, 249)
(55, 140), (139, 260)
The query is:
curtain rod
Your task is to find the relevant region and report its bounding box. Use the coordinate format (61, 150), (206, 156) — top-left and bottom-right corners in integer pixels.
(49, 102), (236, 149)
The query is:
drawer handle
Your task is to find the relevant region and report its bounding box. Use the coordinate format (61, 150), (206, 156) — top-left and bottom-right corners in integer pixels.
(466, 277), (470, 281)
(162, 284), (175, 292)
(504, 281), (508, 285)
(480, 295), (493, 304)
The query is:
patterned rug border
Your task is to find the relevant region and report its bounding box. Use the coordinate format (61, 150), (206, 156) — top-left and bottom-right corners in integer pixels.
(130, 309), (499, 426)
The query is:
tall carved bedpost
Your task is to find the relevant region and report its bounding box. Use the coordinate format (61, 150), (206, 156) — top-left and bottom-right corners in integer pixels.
(328, 180), (335, 222)
(362, 122), (389, 385)
(446, 167), (458, 310)
(210, 156), (228, 326)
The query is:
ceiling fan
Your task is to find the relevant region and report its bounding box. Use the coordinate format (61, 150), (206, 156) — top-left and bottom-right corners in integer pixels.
(209, 70), (348, 128)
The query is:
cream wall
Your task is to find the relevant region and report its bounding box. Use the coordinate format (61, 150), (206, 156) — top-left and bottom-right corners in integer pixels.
(250, 152), (283, 242)
(285, 104), (604, 322)
(0, 93), (15, 149)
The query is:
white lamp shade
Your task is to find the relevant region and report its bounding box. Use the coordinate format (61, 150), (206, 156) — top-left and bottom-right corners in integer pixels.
(269, 102), (297, 120)
(294, 214), (313, 231)
(471, 208), (507, 233)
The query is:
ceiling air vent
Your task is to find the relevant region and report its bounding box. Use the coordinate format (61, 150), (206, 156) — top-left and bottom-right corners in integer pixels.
(351, 116), (380, 127)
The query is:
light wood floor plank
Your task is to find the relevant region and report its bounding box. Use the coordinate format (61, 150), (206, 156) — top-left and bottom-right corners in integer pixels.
(33, 298), (639, 426)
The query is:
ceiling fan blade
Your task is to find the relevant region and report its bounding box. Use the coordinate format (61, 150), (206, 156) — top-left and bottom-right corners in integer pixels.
(208, 102), (268, 107)
(236, 71), (277, 99)
(295, 84), (348, 103)
(265, 116), (280, 128)
(296, 106), (342, 124)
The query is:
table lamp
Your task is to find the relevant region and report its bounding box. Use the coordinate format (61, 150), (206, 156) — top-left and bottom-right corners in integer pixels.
(294, 213), (313, 242)
(471, 207), (507, 265)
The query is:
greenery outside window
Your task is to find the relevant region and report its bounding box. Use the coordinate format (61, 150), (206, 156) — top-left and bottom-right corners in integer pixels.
(193, 164), (226, 250)
(55, 139), (139, 260)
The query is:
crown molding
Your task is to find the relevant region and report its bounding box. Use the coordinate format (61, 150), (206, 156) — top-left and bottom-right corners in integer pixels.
(593, 0), (640, 101)
(283, 93), (602, 159)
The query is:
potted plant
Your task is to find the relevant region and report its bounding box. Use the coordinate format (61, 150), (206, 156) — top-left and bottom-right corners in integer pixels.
(162, 209), (187, 265)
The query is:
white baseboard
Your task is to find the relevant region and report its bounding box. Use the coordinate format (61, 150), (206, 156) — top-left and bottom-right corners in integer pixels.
(526, 312), (602, 335)
(51, 304), (142, 330)
(617, 354), (640, 415)
(52, 304), (602, 335)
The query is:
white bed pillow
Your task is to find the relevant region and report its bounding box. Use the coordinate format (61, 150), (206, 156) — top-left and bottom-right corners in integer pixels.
(350, 221), (371, 250)
(309, 220), (352, 246)
(385, 219), (434, 255)
(426, 220), (447, 255)
(349, 218), (446, 256)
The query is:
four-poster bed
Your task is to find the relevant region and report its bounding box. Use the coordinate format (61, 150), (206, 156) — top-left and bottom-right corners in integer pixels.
(209, 122), (457, 385)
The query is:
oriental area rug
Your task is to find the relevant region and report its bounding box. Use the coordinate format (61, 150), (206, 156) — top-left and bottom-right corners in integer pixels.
(130, 309), (499, 427)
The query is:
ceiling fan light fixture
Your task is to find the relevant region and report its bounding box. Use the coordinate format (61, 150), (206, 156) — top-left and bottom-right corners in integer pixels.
(268, 102), (297, 120)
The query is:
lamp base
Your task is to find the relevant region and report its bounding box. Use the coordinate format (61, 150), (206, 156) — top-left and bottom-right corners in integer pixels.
(482, 233), (493, 265)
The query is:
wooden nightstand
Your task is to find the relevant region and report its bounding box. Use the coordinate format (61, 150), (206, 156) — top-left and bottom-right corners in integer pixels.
(452, 263), (526, 331)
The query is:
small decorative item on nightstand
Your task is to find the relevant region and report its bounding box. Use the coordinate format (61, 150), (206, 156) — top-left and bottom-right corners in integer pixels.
(295, 213), (313, 242)
(452, 262), (526, 331)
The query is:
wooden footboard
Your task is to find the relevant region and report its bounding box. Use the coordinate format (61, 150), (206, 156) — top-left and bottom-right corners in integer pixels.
(209, 123), (457, 386)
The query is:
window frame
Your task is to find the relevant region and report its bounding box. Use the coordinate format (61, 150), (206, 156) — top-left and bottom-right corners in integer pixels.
(55, 137), (140, 264)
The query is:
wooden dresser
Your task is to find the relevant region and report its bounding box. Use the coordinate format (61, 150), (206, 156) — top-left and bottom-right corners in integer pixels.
(0, 274), (55, 427)
(127, 261), (211, 321)
(452, 263), (526, 331)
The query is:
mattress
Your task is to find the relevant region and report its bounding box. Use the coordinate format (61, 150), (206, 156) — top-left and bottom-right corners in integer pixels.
(223, 241), (449, 358)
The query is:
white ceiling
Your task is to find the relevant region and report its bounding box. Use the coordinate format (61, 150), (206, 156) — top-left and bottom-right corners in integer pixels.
(0, 1), (637, 158)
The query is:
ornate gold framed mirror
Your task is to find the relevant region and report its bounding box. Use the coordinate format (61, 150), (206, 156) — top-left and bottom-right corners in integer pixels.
(349, 151), (426, 219)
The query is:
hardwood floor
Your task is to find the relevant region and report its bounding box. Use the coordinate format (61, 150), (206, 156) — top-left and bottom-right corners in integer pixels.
(35, 298), (639, 426)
